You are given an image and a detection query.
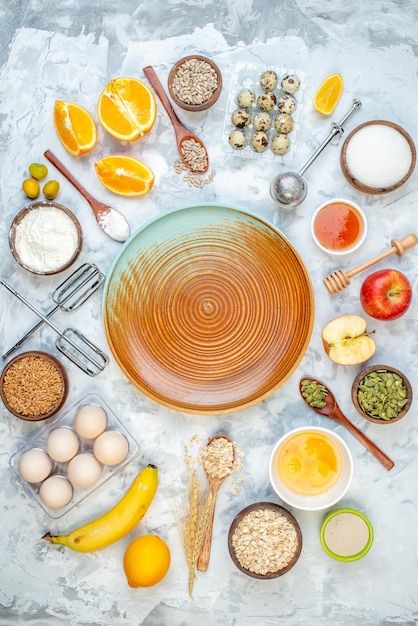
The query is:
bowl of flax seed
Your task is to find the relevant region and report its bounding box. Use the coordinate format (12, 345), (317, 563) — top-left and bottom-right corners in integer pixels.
(228, 502), (302, 579)
(168, 55), (222, 111)
(0, 351), (69, 421)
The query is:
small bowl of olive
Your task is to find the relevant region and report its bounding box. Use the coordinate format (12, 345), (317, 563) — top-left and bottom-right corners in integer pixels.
(351, 365), (412, 424)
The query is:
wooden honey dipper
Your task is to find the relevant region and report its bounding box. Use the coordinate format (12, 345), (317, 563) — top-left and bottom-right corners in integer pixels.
(324, 233), (418, 294)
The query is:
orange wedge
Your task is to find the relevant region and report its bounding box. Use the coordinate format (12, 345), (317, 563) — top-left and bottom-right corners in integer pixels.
(94, 155), (155, 197)
(313, 73), (343, 115)
(97, 77), (156, 141)
(53, 100), (97, 156)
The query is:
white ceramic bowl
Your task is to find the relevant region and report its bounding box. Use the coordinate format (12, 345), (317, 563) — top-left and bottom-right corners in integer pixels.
(311, 198), (367, 256)
(269, 426), (353, 511)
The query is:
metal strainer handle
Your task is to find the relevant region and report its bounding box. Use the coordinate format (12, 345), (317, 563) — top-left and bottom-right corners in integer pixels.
(299, 99), (362, 176)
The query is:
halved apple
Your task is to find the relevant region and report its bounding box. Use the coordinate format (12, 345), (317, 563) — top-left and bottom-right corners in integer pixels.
(321, 314), (376, 365)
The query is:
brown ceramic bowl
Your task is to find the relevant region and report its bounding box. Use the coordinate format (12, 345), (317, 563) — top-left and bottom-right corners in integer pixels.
(168, 55), (222, 111)
(9, 201), (83, 275)
(0, 351), (69, 421)
(228, 502), (302, 579)
(340, 120), (416, 194)
(351, 364), (412, 424)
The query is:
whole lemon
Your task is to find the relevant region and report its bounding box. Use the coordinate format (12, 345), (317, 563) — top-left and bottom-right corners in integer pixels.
(123, 534), (170, 588)
(22, 178), (40, 199)
(29, 163), (48, 180)
(43, 180), (60, 200)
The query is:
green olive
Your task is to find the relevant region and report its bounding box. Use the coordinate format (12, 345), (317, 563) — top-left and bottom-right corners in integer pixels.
(29, 163), (48, 180)
(22, 178), (40, 199)
(43, 180), (60, 200)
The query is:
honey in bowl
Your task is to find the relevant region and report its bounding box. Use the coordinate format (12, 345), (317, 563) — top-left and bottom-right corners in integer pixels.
(311, 199), (367, 255)
(277, 430), (342, 496)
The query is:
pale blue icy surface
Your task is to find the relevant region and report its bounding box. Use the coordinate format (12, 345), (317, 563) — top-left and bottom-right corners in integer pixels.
(1, 1), (418, 625)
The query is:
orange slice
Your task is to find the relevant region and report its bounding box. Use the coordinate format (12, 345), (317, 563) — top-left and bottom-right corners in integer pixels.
(53, 100), (97, 156)
(313, 74), (343, 115)
(97, 77), (156, 141)
(94, 155), (155, 196)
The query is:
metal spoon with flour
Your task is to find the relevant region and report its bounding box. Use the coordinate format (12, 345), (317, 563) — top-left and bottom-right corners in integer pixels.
(44, 150), (130, 242)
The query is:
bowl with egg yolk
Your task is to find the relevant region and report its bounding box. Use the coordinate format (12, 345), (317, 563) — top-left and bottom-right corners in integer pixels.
(269, 426), (353, 511)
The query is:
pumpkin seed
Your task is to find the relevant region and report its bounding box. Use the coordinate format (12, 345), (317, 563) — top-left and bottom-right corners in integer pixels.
(356, 369), (408, 420)
(301, 379), (328, 409)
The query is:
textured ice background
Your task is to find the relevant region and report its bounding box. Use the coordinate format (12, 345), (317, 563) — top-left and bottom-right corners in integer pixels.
(0, 1), (418, 625)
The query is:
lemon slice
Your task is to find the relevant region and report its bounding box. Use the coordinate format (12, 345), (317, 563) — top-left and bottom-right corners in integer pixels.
(313, 73), (343, 115)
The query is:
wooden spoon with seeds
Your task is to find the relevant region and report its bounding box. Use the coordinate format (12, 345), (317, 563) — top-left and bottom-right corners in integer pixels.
(143, 65), (209, 173)
(299, 377), (394, 471)
(197, 434), (235, 572)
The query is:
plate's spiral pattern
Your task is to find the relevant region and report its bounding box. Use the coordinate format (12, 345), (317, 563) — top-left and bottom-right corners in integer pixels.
(104, 205), (314, 414)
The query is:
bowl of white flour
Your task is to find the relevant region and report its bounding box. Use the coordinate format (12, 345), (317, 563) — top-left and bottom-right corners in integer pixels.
(9, 201), (83, 275)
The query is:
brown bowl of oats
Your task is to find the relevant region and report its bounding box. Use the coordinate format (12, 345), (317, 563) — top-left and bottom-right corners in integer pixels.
(228, 501), (302, 579)
(0, 351), (69, 421)
(168, 55), (222, 111)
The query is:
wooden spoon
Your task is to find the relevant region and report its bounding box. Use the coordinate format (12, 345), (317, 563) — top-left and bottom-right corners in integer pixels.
(197, 434), (235, 572)
(299, 377), (394, 471)
(142, 65), (209, 174)
(44, 150), (130, 242)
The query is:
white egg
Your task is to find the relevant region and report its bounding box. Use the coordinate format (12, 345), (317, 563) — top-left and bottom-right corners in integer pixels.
(46, 427), (79, 463)
(74, 404), (107, 439)
(93, 431), (129, 465)
(18, 448), (52, 483)
(67, 453), (102, 488)
(39, 475), (73, 509)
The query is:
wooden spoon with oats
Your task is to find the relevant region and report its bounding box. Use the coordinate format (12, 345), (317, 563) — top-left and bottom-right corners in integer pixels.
(197, 434), (235, 572)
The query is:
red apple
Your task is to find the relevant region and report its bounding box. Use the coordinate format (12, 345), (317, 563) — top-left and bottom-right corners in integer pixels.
(360, 269), (412, 321)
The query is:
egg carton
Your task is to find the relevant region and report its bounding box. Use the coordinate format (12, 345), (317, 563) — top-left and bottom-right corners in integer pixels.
(9, 392), (140, 519)
(222, 62), (305, 162)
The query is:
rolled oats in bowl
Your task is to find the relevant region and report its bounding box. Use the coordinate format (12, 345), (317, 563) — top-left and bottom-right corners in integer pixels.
(228, 502), (302, 578)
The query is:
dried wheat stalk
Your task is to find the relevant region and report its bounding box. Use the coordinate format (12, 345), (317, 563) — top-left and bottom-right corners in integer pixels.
(182, 469), (213, 597)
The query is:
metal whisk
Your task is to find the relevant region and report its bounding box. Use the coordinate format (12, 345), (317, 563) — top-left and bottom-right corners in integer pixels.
(2, 263), (105, 360)
(1, 281), (109, 376)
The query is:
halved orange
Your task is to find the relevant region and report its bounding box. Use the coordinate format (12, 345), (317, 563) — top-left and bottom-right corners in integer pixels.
(97, 77), (156, 141)
(53, 100), (97, 156)
(313, 73), (343, 116)
(94, 155), (155, 196)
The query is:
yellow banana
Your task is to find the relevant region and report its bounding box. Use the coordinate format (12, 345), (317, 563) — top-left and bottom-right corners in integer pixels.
(42, 463), (158, 552)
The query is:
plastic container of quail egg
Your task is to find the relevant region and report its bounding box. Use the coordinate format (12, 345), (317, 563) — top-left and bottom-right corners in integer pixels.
(223, 62), (305, 162)
(9, 392), (140, 519)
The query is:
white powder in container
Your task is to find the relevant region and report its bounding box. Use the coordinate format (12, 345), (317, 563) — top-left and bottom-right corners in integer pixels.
(323, 511), (371, 557)
(13, 205), (80, 273)
(345, 123), (413, 188)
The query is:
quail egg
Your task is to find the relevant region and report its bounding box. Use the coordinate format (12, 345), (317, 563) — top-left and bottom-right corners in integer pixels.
(257, 92), (277, 112)
(251, 131), (269, 153)
(260, 70), (278, 91)
(271, 133), (291, 155)
(274, 113), (294, 134)
(229, 130), (248, 150)
(281, 74), (301, 95)
(253, 111), (272, 131)
(277, 94), (297, 114)
(231, 109), (252, 129)
(236, 88), (256, 108)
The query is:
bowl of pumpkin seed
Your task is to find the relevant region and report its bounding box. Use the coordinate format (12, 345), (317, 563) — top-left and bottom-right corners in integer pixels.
(351, 365), (412, 424)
